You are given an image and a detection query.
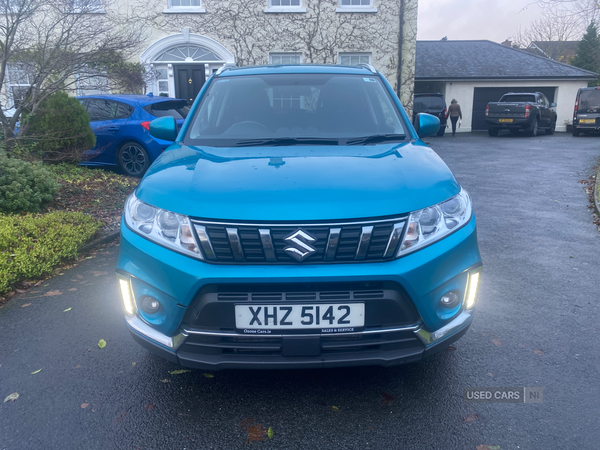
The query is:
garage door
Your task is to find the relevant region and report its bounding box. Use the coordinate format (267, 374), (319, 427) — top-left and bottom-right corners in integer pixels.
(471, 87), (556, 130)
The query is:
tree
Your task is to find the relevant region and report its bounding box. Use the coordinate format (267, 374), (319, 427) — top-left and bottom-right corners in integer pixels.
(571, 21), (600, 84)
(513, 14), (580, 51)
(0, 0), (148, 152)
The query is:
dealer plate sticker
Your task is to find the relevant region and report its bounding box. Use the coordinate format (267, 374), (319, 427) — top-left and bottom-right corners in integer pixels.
(235, 304), (365, 330)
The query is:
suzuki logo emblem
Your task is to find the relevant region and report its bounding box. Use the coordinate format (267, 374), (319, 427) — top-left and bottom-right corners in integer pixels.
(284, 230), (317, 262)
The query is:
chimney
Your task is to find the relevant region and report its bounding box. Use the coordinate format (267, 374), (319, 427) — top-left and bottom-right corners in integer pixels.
(501, 39), (512, 47)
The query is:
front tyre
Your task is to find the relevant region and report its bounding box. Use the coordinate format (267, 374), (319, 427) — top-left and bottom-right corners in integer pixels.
(118, 142), (150, 177)
(437, 126), (446, 137)
(488, 127), (499, 137)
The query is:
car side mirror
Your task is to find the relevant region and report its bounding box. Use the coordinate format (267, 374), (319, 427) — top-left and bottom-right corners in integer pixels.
(550, 102), (557, 107)
(414, 113), (441, 138)
(149, 116), (178, 142)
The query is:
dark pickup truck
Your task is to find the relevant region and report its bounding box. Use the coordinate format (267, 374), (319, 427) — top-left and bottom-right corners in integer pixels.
(485, 92), (557, 137)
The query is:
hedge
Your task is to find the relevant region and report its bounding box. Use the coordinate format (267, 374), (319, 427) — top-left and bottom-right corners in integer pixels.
(0, 212), (102, 295)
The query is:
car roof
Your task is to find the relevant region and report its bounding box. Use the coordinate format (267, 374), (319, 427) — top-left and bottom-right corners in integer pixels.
(217, 64), (377, 77)
(76, 94), (186, 106)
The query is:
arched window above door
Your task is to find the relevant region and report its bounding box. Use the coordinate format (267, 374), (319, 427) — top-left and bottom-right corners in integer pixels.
(154, 45), (222, 63)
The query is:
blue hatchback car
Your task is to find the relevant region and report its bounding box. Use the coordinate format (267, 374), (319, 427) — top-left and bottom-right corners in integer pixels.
(116, 64), (482, 370)
(77, 94), (188, 176)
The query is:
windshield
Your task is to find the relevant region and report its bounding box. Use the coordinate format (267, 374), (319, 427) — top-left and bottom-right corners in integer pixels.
(579, 89), (600, 109)
(500, 94), (536, 103)
(184, 73), (406, 147)
(414, 96), (445, 112)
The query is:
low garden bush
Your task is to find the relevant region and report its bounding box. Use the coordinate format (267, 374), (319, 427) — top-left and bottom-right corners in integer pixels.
(0, 155), (57, 214)
(0, 212), (102, 295)
(18, 91), (95, 163)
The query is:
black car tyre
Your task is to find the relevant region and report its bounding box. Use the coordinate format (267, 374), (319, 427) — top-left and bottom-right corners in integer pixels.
(528, 118), (539, 137)
(437, 126), (446, 137)
(545, 120), (556, 135)
(572, 128), (581, 137)
(118, 141), (150, 177)
(488, 127), (499, 137)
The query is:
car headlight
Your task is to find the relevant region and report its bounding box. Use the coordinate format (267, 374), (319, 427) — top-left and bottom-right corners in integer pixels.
(398, 188), (472, 256)
(124, 192), (202, 259)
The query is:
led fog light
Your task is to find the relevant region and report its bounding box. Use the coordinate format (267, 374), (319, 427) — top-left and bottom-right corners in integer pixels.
(118, 278), (135, 315)
(439, 291), (461, 309)
(465, 270), (481, 309)
(140, 296), (161, 314)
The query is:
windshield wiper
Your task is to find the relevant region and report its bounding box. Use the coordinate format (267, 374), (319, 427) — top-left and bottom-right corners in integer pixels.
(344, 134), (407, 145)
(233, 137), (340, 147)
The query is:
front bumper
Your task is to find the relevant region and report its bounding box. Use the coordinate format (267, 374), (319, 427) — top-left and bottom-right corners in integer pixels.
(117, 215), (482, 370)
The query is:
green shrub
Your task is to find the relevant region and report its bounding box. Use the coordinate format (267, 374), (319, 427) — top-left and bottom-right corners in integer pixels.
(0, 155), (57, 214)
(0, 212), (102, 295)
(20, 91), (95, 163)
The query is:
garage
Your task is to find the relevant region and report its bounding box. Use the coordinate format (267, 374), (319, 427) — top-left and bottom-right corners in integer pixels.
(415, 40), (597, 133)
(471, 86), (557, 130)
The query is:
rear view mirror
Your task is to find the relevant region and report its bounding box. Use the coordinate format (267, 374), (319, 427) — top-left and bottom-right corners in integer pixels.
(414, 113), (441, 138)
(149, 116), (178, 142)
(550, 102), (557, 107)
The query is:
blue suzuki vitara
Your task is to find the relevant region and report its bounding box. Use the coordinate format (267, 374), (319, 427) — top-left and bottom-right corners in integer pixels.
(116, 64), (482, 370)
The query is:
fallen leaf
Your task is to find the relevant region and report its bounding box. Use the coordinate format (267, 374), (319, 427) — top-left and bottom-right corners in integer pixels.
(518, 343), (526, 348)
(31, 369), (42, 374)
(244, 423), (267, 444)
(16, 289), (26, 294)
(534, 349), (544, 356)
(113, 410), (127, 424)
(331, 405), (340, 411)
(63, 308), (72, 312)
(487, 372), (494, 378)
(91, 271), (108, 277)
(34, 280), (43, 286)
(446, 345), (457, 351)
(492, 339), (502, 347)
(44, 290), (62, 297)
(21, 303), (31, 308)
(476, 446), (501, 450)
(98, 339), (106, 349)
(160, 379), (170, 383)
(3, 392), (19, 402)
(68, 288), (77, 292)
(77, 274), (83, 279)
(203, 373), (214, 378)
(74, 365), (82, 369)
(132, 362), (136, 366)
(144, 403), (155, 411)
(81, 403), (89, 409)
(169, 369), (190, 375)
(267, 427), (274, 439)
(463, 414), (479, 423)
(381, 392), (394, 406)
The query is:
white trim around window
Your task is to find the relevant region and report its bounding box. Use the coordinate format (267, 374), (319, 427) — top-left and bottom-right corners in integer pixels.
(164, 0), (205, 13)
(338, 52), (372, 66)
(264, 0), (306, 13)
(336, 0), (377, 13)
(269, 52), (303, 65)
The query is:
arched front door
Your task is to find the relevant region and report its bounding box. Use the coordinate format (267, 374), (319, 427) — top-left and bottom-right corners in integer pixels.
(140, 33), (235, 104)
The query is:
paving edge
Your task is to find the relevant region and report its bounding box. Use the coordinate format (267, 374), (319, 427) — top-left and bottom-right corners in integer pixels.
(595, 164), (600, 218)
(78, 229), (120, 254)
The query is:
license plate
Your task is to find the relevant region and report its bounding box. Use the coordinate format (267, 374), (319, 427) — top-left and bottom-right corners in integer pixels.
(235, 303), (365, 331)
(579, 119), (595, 123)
(499, 118), (513, 123)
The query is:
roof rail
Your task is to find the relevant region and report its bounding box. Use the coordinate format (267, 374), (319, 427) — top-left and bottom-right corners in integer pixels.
(357, 63), (377, 74)
(215, 63), (237, 76)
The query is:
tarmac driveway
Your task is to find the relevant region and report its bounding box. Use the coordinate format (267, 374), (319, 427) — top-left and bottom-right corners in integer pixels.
(1, 132), (599, 449)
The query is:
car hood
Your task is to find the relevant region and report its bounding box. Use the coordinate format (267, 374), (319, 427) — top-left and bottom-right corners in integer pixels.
(136, 141), (460, 221)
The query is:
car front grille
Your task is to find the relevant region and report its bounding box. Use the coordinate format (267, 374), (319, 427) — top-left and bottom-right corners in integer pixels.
(190, 217), (406, 264)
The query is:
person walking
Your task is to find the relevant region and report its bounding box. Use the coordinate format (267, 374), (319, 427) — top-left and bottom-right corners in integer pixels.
(447, 99), (462, 137)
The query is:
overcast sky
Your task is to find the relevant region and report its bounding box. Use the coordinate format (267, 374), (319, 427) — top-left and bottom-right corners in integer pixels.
(417, 0), (545, 43)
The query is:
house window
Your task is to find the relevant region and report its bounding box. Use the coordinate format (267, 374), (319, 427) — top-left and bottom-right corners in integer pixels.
(269, 53), (302, 65)
(69, 0), (105, 13)
(265, 0), (305, 13)
(337, 0), (377, 12)
(338, 53), (371, 66)
(76, 69), (109, 96)
(164, 0), (205, 13)
(154, 67), (170, 96)
(7, 64), (34, 108)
